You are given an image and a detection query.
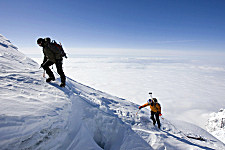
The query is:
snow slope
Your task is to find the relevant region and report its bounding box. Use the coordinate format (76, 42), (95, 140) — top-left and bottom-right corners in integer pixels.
(206, 109), (225, 144)
(0, 34), (225, 150)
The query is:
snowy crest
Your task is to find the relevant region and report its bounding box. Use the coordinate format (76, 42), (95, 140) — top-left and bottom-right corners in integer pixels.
(0, 34), (38, 71)
(0, 34), (18, 50)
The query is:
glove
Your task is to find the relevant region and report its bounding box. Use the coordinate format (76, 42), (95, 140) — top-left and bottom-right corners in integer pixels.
(39, 63), (44, 69)
(138, 106), (143, 110)
(159, 113), (162, 116)
(40, 59), (49, 68)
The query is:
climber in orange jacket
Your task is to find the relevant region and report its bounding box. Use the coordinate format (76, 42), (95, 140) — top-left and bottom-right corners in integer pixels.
(139, 98), (162, 129)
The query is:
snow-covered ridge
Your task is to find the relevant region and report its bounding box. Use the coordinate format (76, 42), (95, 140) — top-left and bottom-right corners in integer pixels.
(206, 109), (225, 144)
(0, 34), (18, 50)
(1, 34), (225, 149)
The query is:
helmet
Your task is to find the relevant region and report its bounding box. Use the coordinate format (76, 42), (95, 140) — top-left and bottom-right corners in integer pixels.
(37, 38), (44, 45)
(153, 98), (157, 103)
(147, 99), (152, 103)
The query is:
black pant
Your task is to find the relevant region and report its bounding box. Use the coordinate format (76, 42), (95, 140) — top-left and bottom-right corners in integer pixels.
(42, 59), (66, 84)
(150, 111), (161, 128)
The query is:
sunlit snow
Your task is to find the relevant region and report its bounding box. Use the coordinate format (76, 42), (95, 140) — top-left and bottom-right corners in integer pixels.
(1, 34), (225, 149)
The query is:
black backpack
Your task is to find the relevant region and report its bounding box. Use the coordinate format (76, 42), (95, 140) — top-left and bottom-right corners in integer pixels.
(52, 40), (67, 58)
(44, 37), (67, 58)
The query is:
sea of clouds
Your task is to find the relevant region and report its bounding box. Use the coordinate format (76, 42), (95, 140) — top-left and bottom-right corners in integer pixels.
(32, 49), (225, 129)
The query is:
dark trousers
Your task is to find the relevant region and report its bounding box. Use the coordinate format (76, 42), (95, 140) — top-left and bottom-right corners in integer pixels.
(150, 111), (161, 128)
(42, 59), (66, 83)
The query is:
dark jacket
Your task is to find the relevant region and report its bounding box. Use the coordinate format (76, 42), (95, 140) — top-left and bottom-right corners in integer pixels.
(43, 42), (62, 63)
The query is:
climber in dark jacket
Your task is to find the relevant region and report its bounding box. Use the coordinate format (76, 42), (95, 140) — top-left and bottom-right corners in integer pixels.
(37, 37), (66, 87)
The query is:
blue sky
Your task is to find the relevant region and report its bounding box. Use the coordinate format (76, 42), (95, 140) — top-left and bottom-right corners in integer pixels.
(1, 0), (225, 53)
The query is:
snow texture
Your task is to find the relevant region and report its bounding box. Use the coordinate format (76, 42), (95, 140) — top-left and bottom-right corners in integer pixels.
(206, 108), (225, 144)
(1, 34), (225, 149)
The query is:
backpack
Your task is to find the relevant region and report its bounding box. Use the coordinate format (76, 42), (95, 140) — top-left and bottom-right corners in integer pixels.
(148, 98), (161, 112)
(52, 40), (67, 58)
(44, 37), (67, 58)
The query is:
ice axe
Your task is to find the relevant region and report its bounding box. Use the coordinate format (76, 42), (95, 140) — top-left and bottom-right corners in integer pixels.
(149, 92), (153, 99)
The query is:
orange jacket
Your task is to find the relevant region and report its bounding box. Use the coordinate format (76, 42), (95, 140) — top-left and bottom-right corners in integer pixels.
(142, 101), (161, 113)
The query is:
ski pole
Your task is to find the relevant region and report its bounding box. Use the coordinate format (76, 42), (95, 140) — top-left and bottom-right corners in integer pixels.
(136, 109), (140, 115)
(160, 114), (164, 120)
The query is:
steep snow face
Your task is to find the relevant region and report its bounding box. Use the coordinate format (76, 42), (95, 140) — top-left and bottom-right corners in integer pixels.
(1, 34), (225, 150)
(0, 35), (72, 149)
(0, 35), (151, 149)
(206, 109), (225, 144)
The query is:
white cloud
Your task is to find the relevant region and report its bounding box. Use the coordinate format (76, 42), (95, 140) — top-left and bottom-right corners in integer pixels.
(49, 51), (225, 129)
